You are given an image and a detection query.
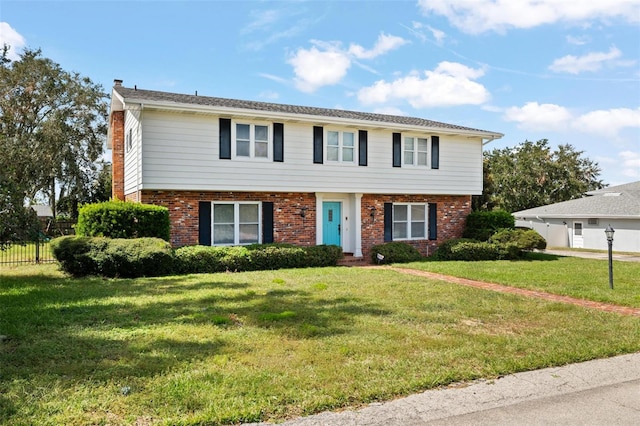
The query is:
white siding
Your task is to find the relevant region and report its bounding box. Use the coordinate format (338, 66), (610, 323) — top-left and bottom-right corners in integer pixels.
(123, 110), (142, 195)
(133, 110), (484, 195)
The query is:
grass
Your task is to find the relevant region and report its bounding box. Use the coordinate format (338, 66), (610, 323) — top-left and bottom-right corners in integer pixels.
(406, 252), (640, 308)
(1, 263), (639, 425)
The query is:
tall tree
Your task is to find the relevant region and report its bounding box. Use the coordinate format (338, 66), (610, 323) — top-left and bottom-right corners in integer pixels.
(479, 139), (604, 212)
(0, 46), (108, 220)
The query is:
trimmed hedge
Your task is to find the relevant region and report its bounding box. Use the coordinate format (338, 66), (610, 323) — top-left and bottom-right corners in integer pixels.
(370, 242), (423, 264)
(52, 238), (343, 277)
(75, 201), (170, 241)
(490, 228), (547, 251)
(462, 210), (515, 241)
(433, 238), (520, 261)
(50, 236), (174, 278)
(174, 244), (342, 274)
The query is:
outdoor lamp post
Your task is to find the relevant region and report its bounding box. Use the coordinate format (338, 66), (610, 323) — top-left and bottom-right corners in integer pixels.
(604, 225), (615, 289)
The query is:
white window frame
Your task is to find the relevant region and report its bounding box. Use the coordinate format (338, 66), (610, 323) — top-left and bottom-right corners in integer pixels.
(403, 135), (429, 167)
(392, 203), (428, 241)
(325, 129), (356, 164)
(232, 121), (271, 160)
(211, 201), (262, 245)
(125, 128), (133, 153)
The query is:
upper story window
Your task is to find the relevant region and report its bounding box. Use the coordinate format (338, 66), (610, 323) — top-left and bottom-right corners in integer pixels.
(235, 123), (270, 159)
(393, 203), (427, 240)
(403, 136), (428, 166)
(327, 130), (355, 163)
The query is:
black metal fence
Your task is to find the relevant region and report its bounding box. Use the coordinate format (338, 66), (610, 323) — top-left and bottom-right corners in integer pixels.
(0, 239), (56, 265)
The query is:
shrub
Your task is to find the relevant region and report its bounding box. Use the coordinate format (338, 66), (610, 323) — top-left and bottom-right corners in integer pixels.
(433, 238), (521, 261)
(463, 210), (515, 241)
(490, 228), (547, 251)
(75, 201), (170, 241)
(370, 242), (423, 264)
(51, 236), (174, 278)
(174, 244), (343, 274)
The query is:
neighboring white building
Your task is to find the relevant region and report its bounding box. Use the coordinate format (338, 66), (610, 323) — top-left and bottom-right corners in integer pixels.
(107, 80), (503, 259)
(513, 181), (640, 253)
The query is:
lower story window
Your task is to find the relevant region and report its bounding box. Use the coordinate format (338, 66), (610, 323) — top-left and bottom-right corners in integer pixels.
(213, 202), (260, 245)
(393, 203), (426, 240)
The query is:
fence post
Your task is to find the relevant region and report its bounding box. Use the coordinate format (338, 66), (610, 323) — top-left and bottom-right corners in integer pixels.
(35, 235), (40, 264)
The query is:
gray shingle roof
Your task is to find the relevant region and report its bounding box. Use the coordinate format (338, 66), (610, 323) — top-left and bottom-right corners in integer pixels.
(113, 85), (502, 136)
(514, 181), (640, 218)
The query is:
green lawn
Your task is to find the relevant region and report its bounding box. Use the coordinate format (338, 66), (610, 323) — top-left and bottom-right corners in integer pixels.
(1, 263), (639, 425)
(405, 253), (640, 308)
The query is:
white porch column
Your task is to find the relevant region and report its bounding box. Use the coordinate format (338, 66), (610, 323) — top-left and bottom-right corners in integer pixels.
(354, 193), (363, 257)
(315, 193), (323, 246)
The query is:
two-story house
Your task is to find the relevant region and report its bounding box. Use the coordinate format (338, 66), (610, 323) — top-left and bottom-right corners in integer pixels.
(108, 80), (503, 260)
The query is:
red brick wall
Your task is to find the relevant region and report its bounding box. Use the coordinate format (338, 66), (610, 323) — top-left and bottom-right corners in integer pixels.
(139, 191), (316, 247)
(111, 111), (125, 200)
(360, 194), (471, 259)
(138, 190), (470, 258)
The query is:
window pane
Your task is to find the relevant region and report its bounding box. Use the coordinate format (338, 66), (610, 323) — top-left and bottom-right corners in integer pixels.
(418, 138), (428, 151)
(255, 141), (268, 158)
(236, 124), (250, 141)
(394, 205), (407, 221)
(239, 224), (259, 244)
(327, 131), (339, 146)
(213, 224), (234, 244)
(214, 204), (234, 223)
(342, 147), (353, 162)
(255, 125), (268, 142)
(404, 137), (414, 150)
(418, 152), (428, 166)
(404, 151), (414, 165)
(239, 204), (259, 223)
(327, 146), (339, 161)
(411, 222), (425, 238)
(237, 141), (250, 156)
(393, 223), (407, 239)
(343, 132), (354, 147)
(411, 204), (425, 219)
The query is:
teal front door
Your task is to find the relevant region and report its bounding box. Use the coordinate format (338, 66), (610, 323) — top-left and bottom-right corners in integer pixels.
(322, 202), (342, 246)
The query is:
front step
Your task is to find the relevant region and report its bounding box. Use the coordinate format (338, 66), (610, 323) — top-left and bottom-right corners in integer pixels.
(337, 254), (370, 267)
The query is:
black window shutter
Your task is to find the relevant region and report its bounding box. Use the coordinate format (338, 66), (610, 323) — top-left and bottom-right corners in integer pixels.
(313, 126), (323, 164)
(392, 133), (401, 167)
(384, 203), (393, 242)
(273, 123), (284, 162)
(358, 130), (368, 166)
(431, 136), (439, 169)
(428, 203), (437, 240)
(219, 118), (231, 160)
(199, 201), (212, 245)
(262, 202), (274, 243)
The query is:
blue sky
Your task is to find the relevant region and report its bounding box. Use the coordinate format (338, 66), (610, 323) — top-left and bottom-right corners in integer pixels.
(2, 0), (639, 186)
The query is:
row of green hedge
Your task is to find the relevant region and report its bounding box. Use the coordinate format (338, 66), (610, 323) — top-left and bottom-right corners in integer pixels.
(50, 236), (343, 278)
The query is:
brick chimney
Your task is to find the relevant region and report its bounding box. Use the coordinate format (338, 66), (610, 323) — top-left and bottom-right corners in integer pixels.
(110, 79), (125, 199)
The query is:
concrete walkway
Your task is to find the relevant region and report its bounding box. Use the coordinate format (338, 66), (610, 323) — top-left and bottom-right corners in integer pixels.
(541, 249), (640, 262)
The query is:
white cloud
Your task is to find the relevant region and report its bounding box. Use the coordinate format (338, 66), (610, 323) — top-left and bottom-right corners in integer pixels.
(503, 102), (573, 131)
(357, 62), (490, 108)
(620, 151), (640, 178)
(0, 22), (26, 60)
(348, 33), (408, 59)
(566, 35), (589, 45)
(417, 0), (640, 34)
(548, 46), (632, 74)
(287, 43), (351, 93)
(573, 107), (640, 135)
(504, 103), (640, 137)
(288, 33), (408, 93)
